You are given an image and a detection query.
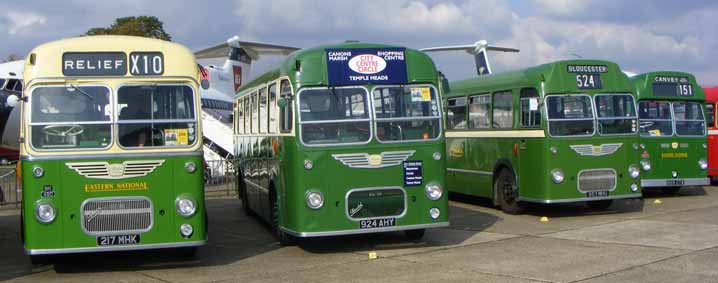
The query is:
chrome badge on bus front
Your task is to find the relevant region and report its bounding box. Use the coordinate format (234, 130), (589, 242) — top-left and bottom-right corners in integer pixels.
(570, 143), (622, 156)
(332, 150), (415, 169)
(66, 160), (165, 179)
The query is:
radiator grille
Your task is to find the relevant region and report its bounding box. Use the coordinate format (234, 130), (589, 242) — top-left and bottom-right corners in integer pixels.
(81, 197), (153, 235)
(346, 188), (405, 219)
(578, 169), (617, 192)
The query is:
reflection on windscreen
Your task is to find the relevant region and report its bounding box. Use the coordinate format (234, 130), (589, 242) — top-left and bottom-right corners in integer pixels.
(594, 94), (637, 135)
(639, 100), (673, 136)
(546, 95), (594, 136)
(373, 86), (441, 141)
(673, 101), (705, 136)
(118, 85), (197, 148)
(299, 87), (370, 145)
(30, 86), (111, 149)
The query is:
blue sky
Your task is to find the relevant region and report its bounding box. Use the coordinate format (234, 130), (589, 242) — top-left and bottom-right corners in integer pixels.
(2, 0), (717, 84)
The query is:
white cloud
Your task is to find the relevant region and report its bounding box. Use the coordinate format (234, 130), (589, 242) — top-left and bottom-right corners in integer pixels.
(4, 11), (47, 35)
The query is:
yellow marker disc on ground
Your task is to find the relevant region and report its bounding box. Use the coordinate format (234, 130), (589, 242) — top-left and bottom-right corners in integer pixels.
(540, 216), (549, 222)
(368, 252), (377, 259)
(654, 199), (662, 204)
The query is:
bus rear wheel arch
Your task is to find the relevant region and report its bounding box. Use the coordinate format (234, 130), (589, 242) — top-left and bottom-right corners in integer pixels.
(269, 185), (296, 246)
(494, 167), (524, 215)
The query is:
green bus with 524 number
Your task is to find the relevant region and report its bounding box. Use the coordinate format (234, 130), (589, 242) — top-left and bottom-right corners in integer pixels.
(233, 42), (449, 244)
(444, 60), (643, 214)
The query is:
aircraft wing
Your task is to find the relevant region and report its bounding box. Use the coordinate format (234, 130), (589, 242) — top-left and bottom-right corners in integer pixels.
(194, 36), (299, 60)
(420, 44), (519, 54)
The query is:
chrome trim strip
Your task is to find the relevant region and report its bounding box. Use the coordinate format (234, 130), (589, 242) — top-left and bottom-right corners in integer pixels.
(26, 240), (206, 255)
(446, 130), (545, 138)
(447, 168), (492, 176)
(641, 178), (709, 187)
(280, 222), (450, 237)
(518, 193), (642, 204)
(344, 186), (407, 221)
(22, 150), (203, 161)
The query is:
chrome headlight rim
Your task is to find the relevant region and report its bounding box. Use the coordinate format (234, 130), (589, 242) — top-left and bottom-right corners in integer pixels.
(640, 159), (651, 171)
(175, 197), (197, 217)
(180, 223), (194, 238)
(32, 166), (44, 178)
(425, 183), (443, 201)
(429, 207), (441, 219)
(35, 202), (56, 224)
(628, 165), (640, 179)
(550, 168), (564, 184)
(630, 183), (639, 192)
(184, 161), (197, 173)
(305, 191), (324, 209)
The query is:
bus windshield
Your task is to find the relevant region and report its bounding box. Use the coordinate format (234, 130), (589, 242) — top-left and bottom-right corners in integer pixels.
(298, 87), (370, 145)
(594, 94), (637, 135)
(638, 100), (673, 136)
(30, 85), (111, 150)
(673, 101), (705, 136)
(372, 86), (441, 142)
(117, 85), (197, 148)
(546, 95), (594, 136)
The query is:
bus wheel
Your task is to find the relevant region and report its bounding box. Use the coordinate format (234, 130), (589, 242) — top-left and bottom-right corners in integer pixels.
(586, 200), (613, 210)
(404, 229), (425, 240)
(664, 187), (681, 195)
(495, 168), (523, 215)
(270, 190), (296, 246)
(239, 178), (254, 216)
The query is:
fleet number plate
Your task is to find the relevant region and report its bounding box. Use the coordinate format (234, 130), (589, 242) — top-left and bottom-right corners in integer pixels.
(97, 234), (140, 246)
(359, 218), (395, 229)
(666, 179), (685, 186)
(586, 191), (609, 198)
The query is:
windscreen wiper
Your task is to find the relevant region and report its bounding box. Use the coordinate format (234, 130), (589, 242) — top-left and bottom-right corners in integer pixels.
(68, 84), (95, 101)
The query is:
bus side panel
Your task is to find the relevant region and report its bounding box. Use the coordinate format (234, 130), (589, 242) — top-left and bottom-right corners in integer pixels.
(446, 137), (473, 195)
(708, 133), (718, 177)
(641, 138), (707, 183)
(516, 138), (548, 201)
(22, 160), (64, 250)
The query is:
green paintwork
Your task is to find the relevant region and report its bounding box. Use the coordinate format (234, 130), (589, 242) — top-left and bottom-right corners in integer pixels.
(631, 71), (708, 187)
(235, 42), (448, 236)
(445, 60), (642, 204)
(21, 155), (206, 252)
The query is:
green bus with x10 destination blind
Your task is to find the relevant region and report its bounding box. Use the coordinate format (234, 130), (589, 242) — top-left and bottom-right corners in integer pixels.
(444, 60), (643, 214)
(631, 71), (709, 194)
(233, 42), (449, 244)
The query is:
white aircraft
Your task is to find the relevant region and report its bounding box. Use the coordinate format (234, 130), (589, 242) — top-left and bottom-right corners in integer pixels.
(0, 60), (24, 162)
(420, 40), (519, 76)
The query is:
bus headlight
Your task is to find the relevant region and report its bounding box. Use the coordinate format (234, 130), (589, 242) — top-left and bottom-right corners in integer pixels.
(305, 191), (324, 209)
(699, 159), (708, 170)
(630, 183), (639, 192)
(425, 184), (443, 200)
(180, 223), (194, 238)
(432, 152), (442, 161)
(304, 160), (314, 170)
(176, 198), (197, 217)
(640, 160), (651, 171)
(429, 207), (441, 219)
(32, 166), (44, 178)
(549, 146), (558, 155)
(35, 203), (56, 223)
(550, 169), (564, 184)
(184, 161), (197, 173)
(628, 165), (640, 179)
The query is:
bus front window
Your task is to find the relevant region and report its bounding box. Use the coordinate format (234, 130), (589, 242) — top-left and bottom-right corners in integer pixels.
(118, 85), (197, 148)
(594, 94), (637, 135)
(372, 86), (441, 142)
(546, 95), (594, 137)
(673, 101), (705, 136)
(638, 100), (673, 137)
(30, 86), (111, 150)
(298, 87), (370, 145)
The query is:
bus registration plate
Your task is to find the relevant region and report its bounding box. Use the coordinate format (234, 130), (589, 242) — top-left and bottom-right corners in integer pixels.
(359, 218), (395, 229)
(97, 234), (140, 246)
(586, 191), (609, 198)
(666, 179), (685, 186)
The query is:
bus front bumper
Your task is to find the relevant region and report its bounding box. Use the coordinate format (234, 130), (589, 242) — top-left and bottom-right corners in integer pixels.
(518, 193), (642, 204)
(641, 178), (710, 187)
(280, 222), (449, 237)
(25, 240), (206, 255)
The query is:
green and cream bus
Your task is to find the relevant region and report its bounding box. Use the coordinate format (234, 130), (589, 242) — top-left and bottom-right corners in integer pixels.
(17, 36), (206, 263)
(444, 60), (642, 214)
(631, 71), (708, 193)
(233, 42), (448, 244)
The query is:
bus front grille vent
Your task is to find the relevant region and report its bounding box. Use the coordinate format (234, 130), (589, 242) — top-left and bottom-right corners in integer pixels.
(346, 188), (406, 219)
(81, 197), (153, 235)
(577, 169), (617, 192)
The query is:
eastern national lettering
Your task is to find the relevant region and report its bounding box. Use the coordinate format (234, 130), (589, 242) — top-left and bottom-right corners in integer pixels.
(326, 48), (408, 86)
(62, 52), (127, 76)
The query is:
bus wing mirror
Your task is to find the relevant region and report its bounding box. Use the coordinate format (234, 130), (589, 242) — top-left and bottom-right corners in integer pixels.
(277, 98), (288, 108)
(6, 94), (22, 107)
(200, 79), (210, 90)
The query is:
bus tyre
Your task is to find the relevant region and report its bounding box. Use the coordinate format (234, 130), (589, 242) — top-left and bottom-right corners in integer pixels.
(586, 200), (613, 210)
(271, 191), (296, 246)
(495, 168), (524, 215)
(664, 187), (681, 195)
(404, 229), (425, 240)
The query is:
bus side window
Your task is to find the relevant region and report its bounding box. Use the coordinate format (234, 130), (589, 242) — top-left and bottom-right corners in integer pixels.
(251, 91), (258, 134)
(706, 103), (715, 128)
(468, 94), (491, 129)
(279, 79), (293, 133)
(492, 91), (513, 128)
(244, 97), (250, 135)
(446, 97), (467, 129)
(237, 99), (244, 134)
(269, 82), (278, 133)
(259, 87), (268, 134)
(520, 88), (541, 128)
